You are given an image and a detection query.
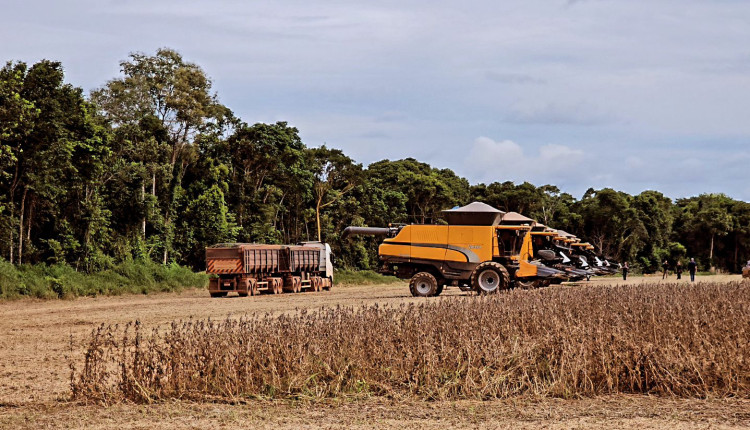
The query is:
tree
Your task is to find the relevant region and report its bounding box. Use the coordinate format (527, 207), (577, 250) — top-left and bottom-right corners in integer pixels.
(574, 188), (647, 262)
(0, 60), (107, 266)
(176, 185), (238, 267)
(308, 146), (360, 242)
(367, 158), (470, 224)
(631, 190), (674, 271)
(92, 48), (225, 263)
(225, 121), (312, 244)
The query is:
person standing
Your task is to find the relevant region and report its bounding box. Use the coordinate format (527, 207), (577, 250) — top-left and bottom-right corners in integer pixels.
(662, 259), (669, 279)
(622, 262), (629, 281)
(675, 261), (683, 280)
(688, 258), (697, 282)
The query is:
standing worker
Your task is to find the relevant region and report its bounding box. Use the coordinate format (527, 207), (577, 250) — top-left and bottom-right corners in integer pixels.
(688, 258), (697, 282)
(662, 259), (669, 279)
(675, 260), (683, 280)
(622, 262), (629, 280)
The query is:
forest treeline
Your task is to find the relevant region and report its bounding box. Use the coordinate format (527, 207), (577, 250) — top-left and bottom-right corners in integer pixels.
(2, 49), (749, 275)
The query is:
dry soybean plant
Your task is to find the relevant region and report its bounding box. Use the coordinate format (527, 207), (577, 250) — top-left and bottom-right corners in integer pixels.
(71, 281), (750, 403)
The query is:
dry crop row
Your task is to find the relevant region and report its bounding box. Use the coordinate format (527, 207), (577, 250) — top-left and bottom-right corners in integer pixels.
(71, 281), (750, 403)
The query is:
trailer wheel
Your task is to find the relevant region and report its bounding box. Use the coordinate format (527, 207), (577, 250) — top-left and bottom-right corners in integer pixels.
(323, 276), (333, 291)
(471, 262), (510, 295)
(409, 272), (438, 297)
(249, 279), (259, 296)
(293, 277), (302, 293)
(271, 278), (282, 294)
(209, 292), (227, 298)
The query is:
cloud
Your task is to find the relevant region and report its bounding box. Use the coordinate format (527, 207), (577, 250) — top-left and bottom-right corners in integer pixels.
(463, 137), (587, 186)
(485, 71), (546, 85)
(505, 102), (615, 126)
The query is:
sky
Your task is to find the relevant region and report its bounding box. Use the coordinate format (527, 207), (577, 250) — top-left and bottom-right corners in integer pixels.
(2, 0), (750, 201)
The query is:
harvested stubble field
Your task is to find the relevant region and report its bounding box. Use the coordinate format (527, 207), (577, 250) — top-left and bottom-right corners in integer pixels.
(1, 274), (750, 429)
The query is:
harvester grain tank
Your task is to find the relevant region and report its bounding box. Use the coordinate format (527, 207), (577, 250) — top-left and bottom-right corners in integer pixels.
(205, 242), (333, 297)
(342, 202), (565, 296)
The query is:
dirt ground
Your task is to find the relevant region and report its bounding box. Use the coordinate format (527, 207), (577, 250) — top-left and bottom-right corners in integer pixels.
(0, 274), (748, 429)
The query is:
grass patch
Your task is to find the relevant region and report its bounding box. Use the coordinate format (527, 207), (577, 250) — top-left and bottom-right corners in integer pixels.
(0, 259), (207, 300)
(334, 269), (402, 286)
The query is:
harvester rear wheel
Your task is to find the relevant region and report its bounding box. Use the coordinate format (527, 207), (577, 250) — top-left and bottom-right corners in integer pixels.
(409, 272), (438, 297)
(210, 292), (227, 298)
(435, 283), (445, 296)
(471, 262), (510, 295)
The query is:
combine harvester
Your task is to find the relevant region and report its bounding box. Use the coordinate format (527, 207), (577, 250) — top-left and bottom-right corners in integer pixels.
(205, 242), (333, 297)
(342, 202), (567, 297)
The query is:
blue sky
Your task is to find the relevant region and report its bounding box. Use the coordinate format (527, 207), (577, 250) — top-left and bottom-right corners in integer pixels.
(3, 0), (750, 200)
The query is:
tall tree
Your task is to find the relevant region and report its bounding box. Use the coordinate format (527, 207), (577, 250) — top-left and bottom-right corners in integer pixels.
(308, 146), (360, 242)
(92, 48), (224, 263)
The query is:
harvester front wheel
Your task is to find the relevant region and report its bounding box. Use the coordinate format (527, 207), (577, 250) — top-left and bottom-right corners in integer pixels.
(409, 272), (438, 297)
(471, 262), (510, 295)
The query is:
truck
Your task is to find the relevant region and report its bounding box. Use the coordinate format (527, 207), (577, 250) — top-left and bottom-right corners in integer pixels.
(342, 202), (565, 297)
(206, 242), (333, 297)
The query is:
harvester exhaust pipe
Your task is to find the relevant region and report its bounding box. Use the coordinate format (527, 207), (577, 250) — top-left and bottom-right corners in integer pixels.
(342, 226), (391, 240)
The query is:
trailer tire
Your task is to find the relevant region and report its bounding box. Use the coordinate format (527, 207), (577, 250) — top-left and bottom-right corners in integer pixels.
(471, 262), (510, 295)
(323, 276), (333, 291)
(249, 279), (259, 296)
(409, 272), (438, 297)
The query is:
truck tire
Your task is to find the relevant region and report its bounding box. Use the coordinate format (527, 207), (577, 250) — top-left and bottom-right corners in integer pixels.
(471, 262), (510, 295)
(409, 272), (438, 297)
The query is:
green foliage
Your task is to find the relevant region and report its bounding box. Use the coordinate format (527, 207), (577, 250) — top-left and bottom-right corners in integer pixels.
(0, 259), (206, 300)
(333, 269), (401, 286)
